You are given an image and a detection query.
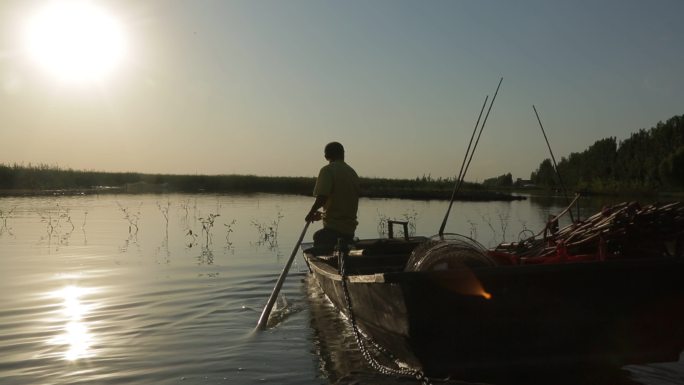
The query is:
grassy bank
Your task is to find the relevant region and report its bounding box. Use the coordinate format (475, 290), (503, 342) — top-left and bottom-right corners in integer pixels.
(0, 164), (523, 201)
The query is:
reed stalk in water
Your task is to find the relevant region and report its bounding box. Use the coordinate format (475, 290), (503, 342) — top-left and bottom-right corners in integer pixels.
(199, 213), (220, 247)
(251, 210), (284, 249)
(117, 202), (141, 235)
(224, 219), (236, 248)
(0, 206), (15, 235)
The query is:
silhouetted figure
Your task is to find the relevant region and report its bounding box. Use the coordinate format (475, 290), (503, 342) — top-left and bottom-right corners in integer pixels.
(305, 142), (360, 253)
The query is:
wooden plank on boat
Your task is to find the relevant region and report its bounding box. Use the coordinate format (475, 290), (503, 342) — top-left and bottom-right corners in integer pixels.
(348, 273), (386, 283)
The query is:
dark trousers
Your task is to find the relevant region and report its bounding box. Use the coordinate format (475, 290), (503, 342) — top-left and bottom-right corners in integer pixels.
(312, 227), (354, 254)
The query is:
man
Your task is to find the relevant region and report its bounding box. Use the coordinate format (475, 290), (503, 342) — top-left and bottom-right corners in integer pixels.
(305, 142), (360, 251)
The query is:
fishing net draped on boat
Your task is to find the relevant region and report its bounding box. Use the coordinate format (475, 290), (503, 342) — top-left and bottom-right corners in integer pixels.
(404, 234), (498, 272)
(498, 201), (684, 262)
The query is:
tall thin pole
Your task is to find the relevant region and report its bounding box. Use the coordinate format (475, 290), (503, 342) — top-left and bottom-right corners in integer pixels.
(461, 77), (503, 188)
(439, 77), (503, 236)
(532, 105), (575, 223)
(438, 95), (488, 237)
(455, 95), (489, 192)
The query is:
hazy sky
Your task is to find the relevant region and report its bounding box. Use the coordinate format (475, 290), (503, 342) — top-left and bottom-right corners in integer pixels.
(1, 0), (682, 181)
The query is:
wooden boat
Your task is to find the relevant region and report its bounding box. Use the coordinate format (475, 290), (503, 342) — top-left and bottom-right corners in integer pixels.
(303, 203), (684, 380)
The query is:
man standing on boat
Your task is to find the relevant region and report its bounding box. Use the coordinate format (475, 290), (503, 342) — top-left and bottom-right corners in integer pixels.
(305, 142), (360, 251)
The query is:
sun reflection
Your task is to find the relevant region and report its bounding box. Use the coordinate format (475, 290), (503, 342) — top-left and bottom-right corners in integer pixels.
(50, 285), (95, 361)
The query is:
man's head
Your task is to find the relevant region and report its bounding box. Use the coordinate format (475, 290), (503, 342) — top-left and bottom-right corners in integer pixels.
(324, 142), (345, 161)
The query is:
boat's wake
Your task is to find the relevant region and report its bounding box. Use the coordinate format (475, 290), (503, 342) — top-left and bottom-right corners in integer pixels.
(263, 294), (303, 329)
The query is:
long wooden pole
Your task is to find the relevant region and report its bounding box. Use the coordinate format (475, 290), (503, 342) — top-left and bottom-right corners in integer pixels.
(456, 95), (489, 192)
(532, 105), (575, 223)
(461, 77), (503, 188)
(256, 221), (310, 330)
(438, 95), (488, 237)
(439, 77), (503, 236)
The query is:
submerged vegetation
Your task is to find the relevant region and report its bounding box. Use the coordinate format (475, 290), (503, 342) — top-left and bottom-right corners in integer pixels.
(251, 210), (284, 249)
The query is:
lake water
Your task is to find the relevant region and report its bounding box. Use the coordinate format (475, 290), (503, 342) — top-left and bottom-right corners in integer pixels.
(0, 193), (682, 385)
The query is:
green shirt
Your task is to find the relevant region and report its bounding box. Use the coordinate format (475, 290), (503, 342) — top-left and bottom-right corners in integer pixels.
(313, 160), (360, 235)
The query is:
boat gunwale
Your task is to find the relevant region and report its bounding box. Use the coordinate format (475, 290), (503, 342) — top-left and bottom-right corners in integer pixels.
(305, 246), (684, 284)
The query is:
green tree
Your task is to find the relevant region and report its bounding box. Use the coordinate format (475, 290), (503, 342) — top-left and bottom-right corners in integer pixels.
(659, 146), (684, 188)
(530, 114), (684, 192)
(530, 159), (556, 187)
(483, 173), (513, 187)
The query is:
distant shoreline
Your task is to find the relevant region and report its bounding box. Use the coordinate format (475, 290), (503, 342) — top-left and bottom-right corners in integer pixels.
(0, 186), (526, 201)
(5, 164), (682, 202)
(0, 164), (527, 202)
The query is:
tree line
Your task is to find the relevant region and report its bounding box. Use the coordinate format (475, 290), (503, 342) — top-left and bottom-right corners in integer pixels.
(6, 115), (681, 197)
(530, 114), (684, 193)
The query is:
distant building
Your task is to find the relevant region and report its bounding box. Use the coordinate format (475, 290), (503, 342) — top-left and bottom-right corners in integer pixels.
(515, 178), (536, 188)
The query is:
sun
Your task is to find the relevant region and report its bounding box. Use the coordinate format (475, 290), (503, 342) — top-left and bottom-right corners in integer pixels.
(24, 1), (126, 84)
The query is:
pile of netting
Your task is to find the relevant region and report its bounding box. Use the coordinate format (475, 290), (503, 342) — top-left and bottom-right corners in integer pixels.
(405, 234), (498, 271)
(493, 201), (684, 264)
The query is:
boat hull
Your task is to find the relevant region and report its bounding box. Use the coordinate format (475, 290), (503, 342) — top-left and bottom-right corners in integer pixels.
(306, 252), (684, 377)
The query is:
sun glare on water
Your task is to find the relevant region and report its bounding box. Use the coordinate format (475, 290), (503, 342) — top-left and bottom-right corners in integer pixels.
(49, 285), (96, 361)
(23, 1), (126, 84)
